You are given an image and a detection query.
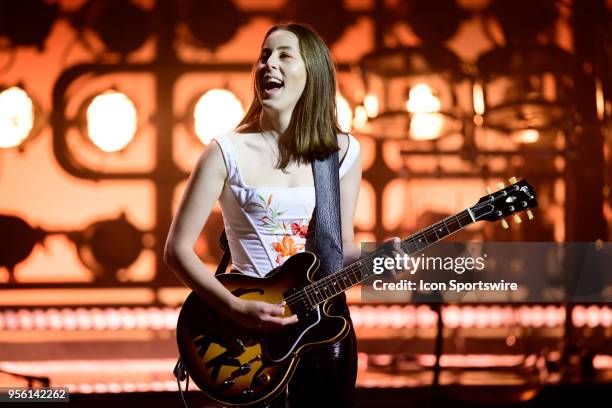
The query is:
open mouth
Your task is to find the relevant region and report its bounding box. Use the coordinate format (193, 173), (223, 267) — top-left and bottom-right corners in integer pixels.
(262, 77), (284, 97)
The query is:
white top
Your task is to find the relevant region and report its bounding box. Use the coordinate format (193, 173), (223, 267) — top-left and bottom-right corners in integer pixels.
(213, 133), (360, 277)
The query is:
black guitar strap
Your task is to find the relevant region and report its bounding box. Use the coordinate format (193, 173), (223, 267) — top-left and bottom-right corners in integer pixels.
(306, 151), (343, 278)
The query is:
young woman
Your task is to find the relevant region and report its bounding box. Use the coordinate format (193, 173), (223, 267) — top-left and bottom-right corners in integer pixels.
(164, 23), (362, 407)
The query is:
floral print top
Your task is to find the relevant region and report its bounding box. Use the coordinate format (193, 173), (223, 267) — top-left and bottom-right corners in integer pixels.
(212, 133), (359, 277)
(252, 192), (310, 266)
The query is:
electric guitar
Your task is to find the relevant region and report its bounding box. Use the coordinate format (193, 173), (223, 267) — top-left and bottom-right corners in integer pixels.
(176, 178), (537, 406)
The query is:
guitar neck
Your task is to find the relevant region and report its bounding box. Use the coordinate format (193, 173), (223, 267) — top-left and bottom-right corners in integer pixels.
(303, 209), (475, 306)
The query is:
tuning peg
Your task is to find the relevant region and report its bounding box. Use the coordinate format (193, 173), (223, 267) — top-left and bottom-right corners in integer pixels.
(486, 187), (493, 194)
(513, 214), (522, 224)
(508, 176), (517, 184)
(501, 219), (509, 229)
(497, 182), (505, 189)
(526, 210), (534, 220)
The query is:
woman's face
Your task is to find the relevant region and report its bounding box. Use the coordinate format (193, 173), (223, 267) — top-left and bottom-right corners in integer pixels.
(255, 30), (307, 115)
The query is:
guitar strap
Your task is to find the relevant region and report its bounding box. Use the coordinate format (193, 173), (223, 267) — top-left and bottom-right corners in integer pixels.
(306, 150), (343, 278)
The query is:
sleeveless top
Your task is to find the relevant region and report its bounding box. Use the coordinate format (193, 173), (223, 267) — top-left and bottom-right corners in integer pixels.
(213, 133), (360, 277)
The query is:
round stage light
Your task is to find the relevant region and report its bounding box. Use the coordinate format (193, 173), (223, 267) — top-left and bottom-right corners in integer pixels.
(0, 86), (35, 149)
(406, 84), (441, 113)
(85, 90), (138, 152)
(193, 89), (244, 145)
(76, 214), (144, 281)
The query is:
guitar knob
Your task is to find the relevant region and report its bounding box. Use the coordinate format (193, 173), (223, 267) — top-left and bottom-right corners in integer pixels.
(256, 373), (271, 385)
(526, 210), (534, 220)
(497, 182), (505, 189)
(486, 187), (493, 194)
(513, 214), (522, 224)
(508, 176), (517, 184)
(248, 354), (262, 364)
(500, 219), (509, 229)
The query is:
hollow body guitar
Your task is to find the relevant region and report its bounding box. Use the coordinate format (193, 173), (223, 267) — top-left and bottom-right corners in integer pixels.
(176, 178), (538, 406)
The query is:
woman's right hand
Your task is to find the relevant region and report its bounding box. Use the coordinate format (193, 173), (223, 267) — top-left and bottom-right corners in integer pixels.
(227, 298), (299, 331)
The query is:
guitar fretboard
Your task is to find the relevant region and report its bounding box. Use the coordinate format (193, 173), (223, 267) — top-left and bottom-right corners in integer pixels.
(299, 209), (475, 306)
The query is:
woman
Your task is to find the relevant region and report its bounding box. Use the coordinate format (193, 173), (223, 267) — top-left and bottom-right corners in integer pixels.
(164, 23), (362, 407)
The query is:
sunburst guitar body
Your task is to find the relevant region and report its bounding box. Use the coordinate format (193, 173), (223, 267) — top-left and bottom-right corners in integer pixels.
(176, 252), (350, 406)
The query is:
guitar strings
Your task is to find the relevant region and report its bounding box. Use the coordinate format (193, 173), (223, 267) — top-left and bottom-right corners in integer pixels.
(293, 213), (470, 307)
(284, 211), (474, 307)
(283, 189), (523, 309)
(284, 211), (473, 308)
(283, 211), (474, 308)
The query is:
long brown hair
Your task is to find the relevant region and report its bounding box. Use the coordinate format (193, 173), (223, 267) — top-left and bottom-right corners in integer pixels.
(238, 23), (342, 168)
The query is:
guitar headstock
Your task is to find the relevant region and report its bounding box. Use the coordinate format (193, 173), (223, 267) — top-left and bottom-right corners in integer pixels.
(470, 177), (538, 226)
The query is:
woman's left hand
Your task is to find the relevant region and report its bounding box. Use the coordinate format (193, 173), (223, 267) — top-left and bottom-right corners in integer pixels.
(382, 236), (405, 280)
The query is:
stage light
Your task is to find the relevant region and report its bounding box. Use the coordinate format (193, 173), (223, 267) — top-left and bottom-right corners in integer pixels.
(356, 0), (466, 142)
(0, 0), (59, 50)
(410, 113), (445, 141)
(406, 84), (441, 113)
(46, 308), (62, 330)
(72, 0), (151, 55)
(358, 47), (464, 140)
(75, 214), (144, 281)
(475, 305), (490, 328)
(193, 89), (244, 145)
(595, 78), (605, 121)
(76, 308), (93, 330)
(283, 0), (355, 46)
(402, 305), (416, 328)
(404, 0), (469, 45)
(443, 305), (461, 328)
(85, 90), (138, 152)
(416, 304), (437, 327)
(487, 0), (558, 45)
(181, 0), (246, 51)
(336, 93), (353, 133)
(60, 308), (78, 330)
(512, 129), (540, 144)
(16, 309), (33, 330)
(0, 86), (35, 148)
(352, 105), (368, 130)
(0, 215), (45, 280)
(405, 84), (444, 140)
(363, 94), (379, 118)
(473, 83), (485, 115)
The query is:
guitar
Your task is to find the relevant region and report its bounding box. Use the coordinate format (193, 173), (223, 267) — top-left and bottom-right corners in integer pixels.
(176, 178), (537, 406)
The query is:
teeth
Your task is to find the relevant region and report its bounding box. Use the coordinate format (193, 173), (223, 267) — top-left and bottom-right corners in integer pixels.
(266, 77), (283, 85)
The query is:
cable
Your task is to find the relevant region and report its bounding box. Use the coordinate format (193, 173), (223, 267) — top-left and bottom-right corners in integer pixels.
(174, 358), (189, 408)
